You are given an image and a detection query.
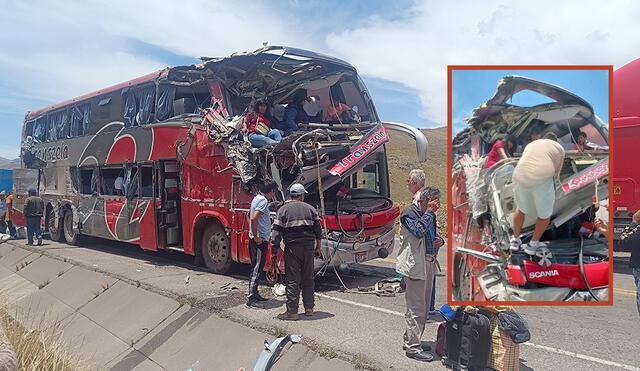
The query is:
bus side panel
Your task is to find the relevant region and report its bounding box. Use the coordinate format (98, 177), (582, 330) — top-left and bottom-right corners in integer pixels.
(612, 118), (640, 244)
(138, 199), (159, 250)
(612, 119), (640, 213)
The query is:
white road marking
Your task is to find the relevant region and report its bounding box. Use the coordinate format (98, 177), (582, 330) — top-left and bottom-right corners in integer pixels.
(315, 292), (404, 317)
(315, 292), (640, 371)
(523, 342), (640, 371)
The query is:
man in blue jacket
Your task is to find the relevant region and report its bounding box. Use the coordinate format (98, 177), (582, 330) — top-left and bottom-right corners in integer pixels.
(278, 90), (309, 136)
(396, 186), (444, 362)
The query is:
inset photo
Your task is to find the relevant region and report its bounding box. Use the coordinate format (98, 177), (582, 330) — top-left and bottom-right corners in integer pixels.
(448, 66), (612, 304)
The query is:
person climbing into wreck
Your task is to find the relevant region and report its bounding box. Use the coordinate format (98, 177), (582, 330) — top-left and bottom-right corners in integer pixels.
(243, 100), (282, 147)
(510, 131), (565, 255)
(483, 135), (517, 169)
(277, 90), (309, 136)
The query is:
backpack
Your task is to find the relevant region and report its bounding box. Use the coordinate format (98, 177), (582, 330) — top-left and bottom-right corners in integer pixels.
(443, 307), (492, 370)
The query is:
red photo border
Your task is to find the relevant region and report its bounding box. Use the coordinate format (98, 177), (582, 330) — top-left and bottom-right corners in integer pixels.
(446, 65), (614, 306)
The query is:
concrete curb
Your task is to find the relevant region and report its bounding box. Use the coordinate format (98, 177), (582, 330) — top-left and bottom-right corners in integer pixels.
(0, 242), (355, 370)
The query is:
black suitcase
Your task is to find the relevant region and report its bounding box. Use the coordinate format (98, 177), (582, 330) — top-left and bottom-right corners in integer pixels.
(443, 307), (491, 370)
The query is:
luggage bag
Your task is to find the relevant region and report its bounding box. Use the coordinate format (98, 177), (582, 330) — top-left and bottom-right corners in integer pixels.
(443, 307), (491, 371)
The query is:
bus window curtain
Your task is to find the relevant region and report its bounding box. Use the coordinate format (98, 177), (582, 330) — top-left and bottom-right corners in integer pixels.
(70, 167), (80, 193)
(90, 168), (99, 195)
(137, 87), (155, 125)
(156, 85), (176, 121)
(70, 104), (90, 137)
(48, 110), (68, 142)
(122, 90), (137, 127)
(33, 117), (46, 142)
(125, 167), (139, 198)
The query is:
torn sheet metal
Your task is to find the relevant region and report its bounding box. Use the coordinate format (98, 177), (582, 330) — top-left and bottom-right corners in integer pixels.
(251, 334), (302, 371)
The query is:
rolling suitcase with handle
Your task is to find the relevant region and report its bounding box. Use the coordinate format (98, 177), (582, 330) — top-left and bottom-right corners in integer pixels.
(443, 306), (491, 370)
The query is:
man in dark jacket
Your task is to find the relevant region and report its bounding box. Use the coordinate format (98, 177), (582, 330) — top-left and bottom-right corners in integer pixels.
(271, 183), (322, 321)
(24, 188), (44, 246)
(618, 209), (640, 315)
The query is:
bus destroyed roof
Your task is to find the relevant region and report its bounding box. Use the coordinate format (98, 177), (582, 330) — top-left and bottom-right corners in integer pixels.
(179, 46), (360, 104)
(453, 76), (600, 152)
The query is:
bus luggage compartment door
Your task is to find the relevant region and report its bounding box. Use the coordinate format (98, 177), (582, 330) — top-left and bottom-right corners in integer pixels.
(156, 160), (182, 249)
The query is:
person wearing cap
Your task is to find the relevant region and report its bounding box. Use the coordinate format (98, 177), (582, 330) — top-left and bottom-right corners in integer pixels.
(277, 90), (309, 136)
(510, 130), (565, 255)
(0, 191), (7, 234)
(246, 180), (278, 309)
(396, 186), (443, 362)
(271, 183), (322, 321)
(243, 101), (282, 147)
(24, 189), (44, 245)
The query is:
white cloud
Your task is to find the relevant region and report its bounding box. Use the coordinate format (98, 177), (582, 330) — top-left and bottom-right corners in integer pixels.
(0, 0), (319, 157)
(326, 1), (640, 125)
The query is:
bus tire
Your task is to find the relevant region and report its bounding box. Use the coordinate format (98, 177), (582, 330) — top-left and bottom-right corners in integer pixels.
(454, 253), (471, 301)
(47, 207), (64, 242)
(201, 222), (233, 274)
(63, 210), (80, 245)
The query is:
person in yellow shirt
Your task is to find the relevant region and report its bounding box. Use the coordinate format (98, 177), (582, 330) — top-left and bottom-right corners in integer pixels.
(510, 130), (565, 255)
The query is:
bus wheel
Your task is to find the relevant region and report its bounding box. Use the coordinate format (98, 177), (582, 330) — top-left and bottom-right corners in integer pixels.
(201, 223), (233, 274)
(63, 210), (80, 245)
(47, 207), (64, 242)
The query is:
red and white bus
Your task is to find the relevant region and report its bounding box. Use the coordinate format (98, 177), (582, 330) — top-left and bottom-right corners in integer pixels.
(13, 46), (427, 274)
(613, 59), (640, 247)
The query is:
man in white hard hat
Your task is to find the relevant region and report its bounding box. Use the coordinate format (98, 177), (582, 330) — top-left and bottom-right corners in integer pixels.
(271, 183), (322, 321)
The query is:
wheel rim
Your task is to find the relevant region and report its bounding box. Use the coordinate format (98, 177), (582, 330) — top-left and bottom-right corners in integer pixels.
(48, 210), (57, 235)
(64, 213), (73, 239)
(457, 257), (471, 300)
(206, 232), (228, 265)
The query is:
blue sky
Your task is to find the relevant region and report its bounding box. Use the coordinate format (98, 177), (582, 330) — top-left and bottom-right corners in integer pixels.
(451, 69), (610, 135)
(2, 1), (640, 159)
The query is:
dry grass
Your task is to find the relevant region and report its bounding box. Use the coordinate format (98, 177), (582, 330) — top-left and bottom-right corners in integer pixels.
(0, 307), (90, 371)
(387, 127), (448, 232)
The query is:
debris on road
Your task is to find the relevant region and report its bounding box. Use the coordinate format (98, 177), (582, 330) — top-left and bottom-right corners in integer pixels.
(251, 334), (302, 371)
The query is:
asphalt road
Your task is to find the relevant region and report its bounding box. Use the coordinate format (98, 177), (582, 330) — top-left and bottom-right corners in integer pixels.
(11, 235), (639, 370)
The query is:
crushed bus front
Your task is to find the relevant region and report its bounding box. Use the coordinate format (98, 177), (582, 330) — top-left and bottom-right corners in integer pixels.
(452, 76), (609, 302)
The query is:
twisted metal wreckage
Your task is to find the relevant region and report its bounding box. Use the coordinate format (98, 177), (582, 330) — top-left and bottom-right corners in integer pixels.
(451, 76), (610, 301)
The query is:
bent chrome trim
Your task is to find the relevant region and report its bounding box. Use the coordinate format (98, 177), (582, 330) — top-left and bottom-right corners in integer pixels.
(382, 121), (428, 162)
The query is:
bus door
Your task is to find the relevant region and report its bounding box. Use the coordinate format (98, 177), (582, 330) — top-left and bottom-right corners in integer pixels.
(125, 163), (158, 250)
(155, 159), (182, 249)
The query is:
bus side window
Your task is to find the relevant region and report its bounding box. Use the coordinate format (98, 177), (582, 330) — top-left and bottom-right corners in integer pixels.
(125, 166), (139, 198)
(79, 168), (94, 195)
(69, 104), (91, 137)
(140, 166), (153, 198)
(137, 87), (155, 125)
(122, 90), (137, 127)
(100, 167), (125, 196)
(33, 116), (47, 142)
(24, 120), (35, 138)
